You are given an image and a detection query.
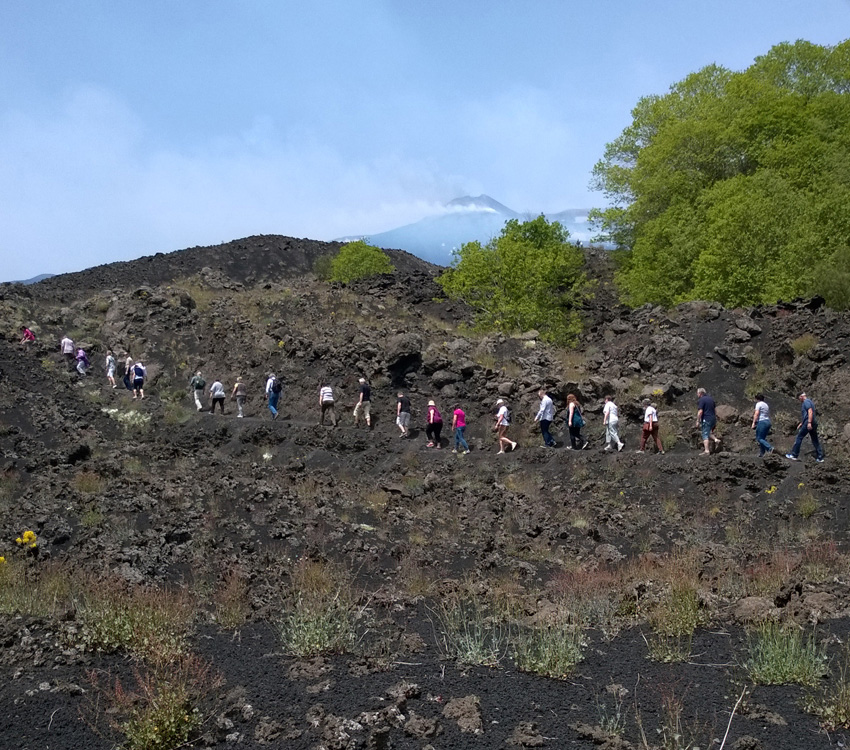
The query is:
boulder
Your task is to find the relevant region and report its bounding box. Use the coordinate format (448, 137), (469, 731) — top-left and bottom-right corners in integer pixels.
(715, 404), (740, 424)
(732, 596), (777, 624)
(735, 316), (762, 335)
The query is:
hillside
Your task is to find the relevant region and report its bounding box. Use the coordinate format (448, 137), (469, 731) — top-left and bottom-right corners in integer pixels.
(2, 235), (850, 749)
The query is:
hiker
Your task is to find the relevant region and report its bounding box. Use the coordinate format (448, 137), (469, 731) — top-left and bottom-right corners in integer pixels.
(75, 347), (90, 376)
(786, 391), (825, 463)
(565, 394), (588, 450)
(493, 398), (517, 454)
(696, 387), (721, 455)
(602, 395), (625, 452)
(265, 372), (281, 420)
(751, 393), (773, 456)
(60, 335), (75, 369)
(190, 371), (206, 411)
(353, 377), (371, 429)
(637, 399), (664, 453)
(231, 377), (247, 418)
(451, 404), (470, 454)
(425, 400), (443, 448)
(396, 391), (411, 437)
(209, 378), (226, 414)
(131, 360), (147, 399)
(534, 389), (557, 448)
(105, 350), (117, 388)
(319, 384), (336, 426)
(20, 327), (35, 347)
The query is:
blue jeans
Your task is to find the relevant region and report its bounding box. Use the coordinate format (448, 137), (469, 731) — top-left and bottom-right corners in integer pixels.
(268, 391), (279, 417)
(755, 420), (773, 456)
(539, 419), (555, 447)
(790, 422), (824, 460)
(700, 417), (716, 441)
(454, 426), (469, 451)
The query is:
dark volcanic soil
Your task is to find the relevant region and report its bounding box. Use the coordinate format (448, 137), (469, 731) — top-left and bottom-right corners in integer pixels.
(2, 235), (850, 749)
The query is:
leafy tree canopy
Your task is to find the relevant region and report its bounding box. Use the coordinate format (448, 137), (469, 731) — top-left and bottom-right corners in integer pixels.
(591, 40), (850, 307)
(329, 240), (394, 283)
(437, 215), (589, 345)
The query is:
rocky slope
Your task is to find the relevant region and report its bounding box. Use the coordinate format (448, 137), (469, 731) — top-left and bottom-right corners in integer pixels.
(1, 235), (850, 749)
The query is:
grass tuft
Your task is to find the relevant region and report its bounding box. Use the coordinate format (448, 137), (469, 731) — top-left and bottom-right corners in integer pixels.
(512, 624), (584, 678)
(746, 622), (827, 686)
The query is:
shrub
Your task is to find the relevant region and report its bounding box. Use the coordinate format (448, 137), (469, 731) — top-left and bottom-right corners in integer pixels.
(512, 625), (584, 678)
(791, 333), (818, 357)
(811, 246), (850, 311)
(313, 253), (335, 281)
(746, 622), (827, 686)
(437, 215), (589, 345)
(805, 644), (850, 730)
(431, 594), (509, 666)
(0, 561), (75, 617)
(647, 579), (701, 662)
(329, 240), (394, 283)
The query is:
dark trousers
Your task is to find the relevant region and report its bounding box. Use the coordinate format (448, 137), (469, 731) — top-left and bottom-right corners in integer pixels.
(540, 419), (555, 446)
(321, 401), (337, 425)
(790, 422), (824, 460)
(568, 423), (584, 449)
(210, 396), (225, 414)
(426, 421), (443, 444)
(639, 423), (663, 452)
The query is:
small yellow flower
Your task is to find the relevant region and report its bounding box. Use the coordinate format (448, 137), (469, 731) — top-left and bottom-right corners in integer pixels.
(0, 557), (6, 564)
(15, 537), (22, 545)
(22, 530), (36, 543)
(765, 486), (777, 494)
(798, 482), (805, 489)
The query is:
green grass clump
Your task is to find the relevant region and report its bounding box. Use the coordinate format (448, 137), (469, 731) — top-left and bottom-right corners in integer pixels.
(512, 625), (584, 678)
(646, 579), (701, 663)
(746, 622), (827, 686)
(279, 592), (358, 657)
(791, 333), (818, 357)
(432, 594), (508, 667)
(0, 561), (75, 617)
(805, 645), (850, 730)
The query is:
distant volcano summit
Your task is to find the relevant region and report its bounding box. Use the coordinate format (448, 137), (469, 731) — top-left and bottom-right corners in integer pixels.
(338, 195), (599, 266)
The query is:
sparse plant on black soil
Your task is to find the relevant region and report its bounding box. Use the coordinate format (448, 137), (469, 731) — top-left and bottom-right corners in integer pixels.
(804, 642), (850, 730)
(213, 569), (251, 628)
(745, 622), (827, 686)
(512, 623), (584, 678)
(0, 560), (75, 617)
(646, 576), (701, 663)
(431, 592), (509, 667)
(790, 333), (818, 357)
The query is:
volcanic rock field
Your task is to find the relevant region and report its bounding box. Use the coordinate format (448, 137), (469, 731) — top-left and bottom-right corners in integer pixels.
(2, 235), (850, 749)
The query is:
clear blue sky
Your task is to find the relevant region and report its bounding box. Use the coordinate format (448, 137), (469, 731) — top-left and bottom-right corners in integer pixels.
(2, 1), (848, 280)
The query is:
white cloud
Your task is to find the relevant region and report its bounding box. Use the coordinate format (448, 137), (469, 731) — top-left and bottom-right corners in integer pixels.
(0, 86), (470, 280)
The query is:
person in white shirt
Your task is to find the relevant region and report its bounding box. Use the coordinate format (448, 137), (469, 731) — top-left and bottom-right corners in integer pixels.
(637, 399), (663, 453)
(534, 390), (556, 448)
(319, 384), (336, 426)
(265, 373), (280, 420)
(751, 393), (773, 456)
(493, 398), (517, 454)
(603, 395), (625, 452)
(208, 379), (226, 414)
(60, 335), (75, 369)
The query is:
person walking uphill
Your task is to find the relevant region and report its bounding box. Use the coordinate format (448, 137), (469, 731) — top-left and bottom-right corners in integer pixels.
(751, 393), (773, 456)
(494, 398), (517, 454)
(396, 392), (411, 437)
(265, 373), (281, 420)
(566, 394), (588, 450)
(425, 400), (443, 448)
(75, 347), (90, 376)
(786, 391), (825, 463)
(534, 390), (556, 448)
(190, 372), (206, 411)
(603, 395), (625, 452)
(231, 377), (247, 417)
(637, 399), (664, 453)
(132, 361), (147, 399)
(696, 387), (720, 455)
(452, 404), (470, 454)
(353, 378), (371, 429)
(60, 335), (75, 370)
(319, 384), (336, 426)
(209, 379), (226, 414)
(105, 350), (116, 388)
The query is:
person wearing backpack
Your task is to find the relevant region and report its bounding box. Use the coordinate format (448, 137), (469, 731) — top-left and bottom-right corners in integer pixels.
(190, 371), (206, 411)
(493, 398), (517, 454)
(566, 394), (588, 450)
(265, 372), (281, 420)
(425, 400), (443, 448)
(132, 361), (147, 399)
(75, 347), (90, 376)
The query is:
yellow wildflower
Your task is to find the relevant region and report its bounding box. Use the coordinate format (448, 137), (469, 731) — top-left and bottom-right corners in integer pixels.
(15, 538), (22, 545)
(22, 530), (36, 544)
(0, 556), (6, 564)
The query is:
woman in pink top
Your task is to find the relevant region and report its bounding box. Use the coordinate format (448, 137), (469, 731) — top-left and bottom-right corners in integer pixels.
(451, 405), (470, 454)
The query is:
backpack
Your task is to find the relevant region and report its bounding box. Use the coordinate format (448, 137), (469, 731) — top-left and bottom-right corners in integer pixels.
(194, 377), (206, 390)
(133, 365), (144, 379)
(571, 406), (585, 428)
(271, 378), (283, 394)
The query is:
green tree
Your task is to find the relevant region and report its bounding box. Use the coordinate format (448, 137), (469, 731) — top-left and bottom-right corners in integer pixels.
(329, 240), (394, 283)
(437, 215), (588, 344)
(592, 40), (850, 307)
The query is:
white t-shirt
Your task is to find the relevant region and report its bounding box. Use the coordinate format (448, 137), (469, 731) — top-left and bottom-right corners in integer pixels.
(210, 381), (225, 398)
(644, 405), (658, 424)
(603, 401), (619, 422)
(497, 405), (510, 426)
(320, 386), (334, 403)
(754, 400), (770, 422)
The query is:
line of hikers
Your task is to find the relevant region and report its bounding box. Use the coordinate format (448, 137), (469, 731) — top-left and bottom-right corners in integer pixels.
(53, 334), (827, 462)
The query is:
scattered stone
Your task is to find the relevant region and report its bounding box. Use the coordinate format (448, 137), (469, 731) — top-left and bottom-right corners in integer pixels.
(506, 720), (545, 746)
(443, 695), (483, 734)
